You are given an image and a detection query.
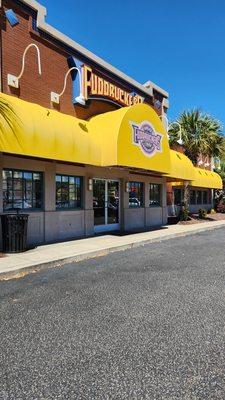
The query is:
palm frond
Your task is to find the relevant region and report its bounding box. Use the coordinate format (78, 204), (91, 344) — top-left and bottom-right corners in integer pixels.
(169, 109), (224, 164)
(0, 98), (21, 133)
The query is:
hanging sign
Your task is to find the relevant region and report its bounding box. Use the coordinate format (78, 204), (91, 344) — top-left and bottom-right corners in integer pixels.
(82, 65), (144, 107)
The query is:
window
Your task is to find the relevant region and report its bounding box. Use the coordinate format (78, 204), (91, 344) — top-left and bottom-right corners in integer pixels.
(174, 188), (182, 206)
(149, 183), (161, 206)
(203, 191), (208, 204)
(3, 169), (43, 211)
(196, 190), (202, 205)
(190, 190), (196, 205)
(56, 175), (82, 209)
(129, 181), (144, 207)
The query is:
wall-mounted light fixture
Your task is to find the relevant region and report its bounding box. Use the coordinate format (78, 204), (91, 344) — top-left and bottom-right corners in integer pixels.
(125, 182), (130, 193)
(169, 121), (183, 145)
(7, 43), (41, 88)
(88, 178), (93, 191)
(159, 115), (183, 145)
(51, 67), (85, 106)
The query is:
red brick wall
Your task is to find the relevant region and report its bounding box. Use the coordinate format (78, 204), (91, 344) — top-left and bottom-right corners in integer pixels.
(1, 0), (160, 120)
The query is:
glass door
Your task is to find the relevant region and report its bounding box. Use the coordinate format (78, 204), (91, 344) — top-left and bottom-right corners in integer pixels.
(93, 179), (120, 232)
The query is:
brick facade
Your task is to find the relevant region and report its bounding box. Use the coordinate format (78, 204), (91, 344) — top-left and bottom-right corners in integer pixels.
(0, 0), (165, 120)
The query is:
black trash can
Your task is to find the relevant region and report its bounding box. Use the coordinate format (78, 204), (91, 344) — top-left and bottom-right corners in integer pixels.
(1, 213), (29, 253)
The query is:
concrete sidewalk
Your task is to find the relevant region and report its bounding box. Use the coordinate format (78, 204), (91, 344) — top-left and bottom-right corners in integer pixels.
(1, 220), (225, 280)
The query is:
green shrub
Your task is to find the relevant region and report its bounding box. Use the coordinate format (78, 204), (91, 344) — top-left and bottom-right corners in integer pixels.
(180, 207), (189, 221)
(207, 208), (216, 214)
(198, 208), (207, 219)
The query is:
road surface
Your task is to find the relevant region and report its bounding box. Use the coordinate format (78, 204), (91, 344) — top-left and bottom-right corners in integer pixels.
(1, 228), (225, 399)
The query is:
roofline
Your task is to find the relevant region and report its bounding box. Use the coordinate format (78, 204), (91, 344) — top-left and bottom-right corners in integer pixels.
(9, 0), (169, 102)
(143, 81), (169, 99)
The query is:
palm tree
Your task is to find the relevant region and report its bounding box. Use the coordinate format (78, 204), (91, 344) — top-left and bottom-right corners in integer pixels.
(169, 109), (225, 215)
(169, 109), (225, 164)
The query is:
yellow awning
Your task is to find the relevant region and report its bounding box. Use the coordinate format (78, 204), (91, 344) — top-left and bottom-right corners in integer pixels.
(167, 150), (196, 181)
(1, 93), (221, 190)
(89, 103), (171, 174)
(0, 93), (102, 165)
(0, 93), (171, 174)
(191, 168), (222, 189)
(171, 168), (222, 189)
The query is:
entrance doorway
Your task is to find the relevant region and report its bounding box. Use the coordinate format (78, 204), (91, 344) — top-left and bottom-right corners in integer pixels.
(93, 179), (120, 232)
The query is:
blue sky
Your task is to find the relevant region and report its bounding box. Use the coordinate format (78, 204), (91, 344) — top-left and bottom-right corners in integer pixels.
(40, 0), (225, 129)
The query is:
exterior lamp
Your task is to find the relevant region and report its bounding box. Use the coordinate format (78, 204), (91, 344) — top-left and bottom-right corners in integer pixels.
(125, 182), (130, 193)
(7, 43), (42, 88)
(214, 157), (221, 170)
(160, 116), (183, 145)
(88, 178), (93, 191)
(216, 160), (221, 171)
(177, 137), (184, 146)
(51, 67), (85, 105)
(168, 121), (183, 145)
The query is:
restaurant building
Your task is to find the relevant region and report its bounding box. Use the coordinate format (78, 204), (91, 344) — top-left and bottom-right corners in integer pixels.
(0, 0), (222, 247)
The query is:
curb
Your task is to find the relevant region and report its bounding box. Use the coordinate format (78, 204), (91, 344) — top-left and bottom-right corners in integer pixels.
(0, 223), (224, 281)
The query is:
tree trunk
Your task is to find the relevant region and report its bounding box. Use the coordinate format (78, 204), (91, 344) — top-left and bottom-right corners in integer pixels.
(184, 182), (190, 210)
(180, 181), (190, 221)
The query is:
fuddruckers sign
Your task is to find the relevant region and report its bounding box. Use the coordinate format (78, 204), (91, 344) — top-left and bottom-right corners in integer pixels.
(82, 65), (144, 107)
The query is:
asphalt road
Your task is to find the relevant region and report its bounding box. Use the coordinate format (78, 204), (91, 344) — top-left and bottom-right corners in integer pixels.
(1, 228), (225, 399)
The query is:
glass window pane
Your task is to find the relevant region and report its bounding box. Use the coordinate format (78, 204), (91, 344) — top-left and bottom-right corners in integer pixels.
(13, 171), (22, 179)
(174, 189), (182, 206)
(55, 175), (82, 209)
(23, 172), (32, 180)
(56, 175), (61, 183)
(3, 190), (13, 210)
(69, 187), (75, 200)
(129, 181), (143, 207)
(3, 170), (12, 180)
(13, 172), (22, 191)
(62, 176), (69, 183)
(150, 183), (161, 206)
(190, 190), (196, 205)
(2, 169), (43, 211)
(203, 191), (208, 204)
(3, 170), (12, 192)
(33, 173), (41, 181)
(13, 189), (23, 209)
(33, 177), (42, 209)
(196, 190), (202, 205)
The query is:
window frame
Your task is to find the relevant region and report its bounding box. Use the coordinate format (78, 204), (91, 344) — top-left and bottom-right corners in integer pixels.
(190, 190), (196, 205)
(196, 190), (202, 205)
(128, 181), (144, 208)
(3, 168), (44, 212)
(149, 183), (161, 207)
(202, 190), (208, 205)
(55, 174), (83, 210)
(174, 188), (182, 206)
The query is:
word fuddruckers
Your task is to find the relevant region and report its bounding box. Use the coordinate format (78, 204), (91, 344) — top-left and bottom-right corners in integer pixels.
(82, 65), (144, 107)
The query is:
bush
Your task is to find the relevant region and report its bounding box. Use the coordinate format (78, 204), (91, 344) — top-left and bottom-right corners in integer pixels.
(198, 208), (207, 219)
(207, 208), (216, 214)
(179, 207), (189, 221)
(217, 203), (225, 213)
